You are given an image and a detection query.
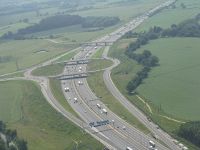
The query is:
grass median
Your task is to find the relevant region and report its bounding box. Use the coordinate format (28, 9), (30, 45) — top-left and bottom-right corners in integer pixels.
(87, 58), (149, 133)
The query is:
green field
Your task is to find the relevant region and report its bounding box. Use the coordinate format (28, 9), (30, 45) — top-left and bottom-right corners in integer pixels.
(92, 48), (104, 58)
(32, 64), (64, 76)
(136, 38), (200, 120)
(72, 0), (166, 22)
(0, 39), (74, 75)
(49, 78), (79, 118)
(87, 71), (149, 133)
(136, 0), (200, 32)
(0, 80), (103, 150)
(87, 59), (113, 71)
(108, 39), (200, 150)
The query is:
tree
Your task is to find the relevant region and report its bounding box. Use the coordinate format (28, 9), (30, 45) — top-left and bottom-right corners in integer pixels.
(142, 50), (151, 58)
(178, 121), (200, 147)
(5, 129), (17, 143)
(0, 139), (6, 150)
(180, 3), (186, 9)
(0, 121), (6, 132)
(8, 145), (17, 150)
(16, 139), (28, 150)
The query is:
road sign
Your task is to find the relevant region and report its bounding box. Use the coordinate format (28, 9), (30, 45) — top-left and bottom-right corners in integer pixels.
(89, 120), (109, 127)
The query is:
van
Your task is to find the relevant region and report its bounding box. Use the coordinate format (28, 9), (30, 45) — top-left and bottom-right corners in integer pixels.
(96, 103), (101, 109)
(102, 108), (107, 114)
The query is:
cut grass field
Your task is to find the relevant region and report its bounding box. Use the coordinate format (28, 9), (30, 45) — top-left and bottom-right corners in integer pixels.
(72, 0), (166, 22)
(32, 64), (64, 76)
(136, 38), (200, 121)
(0, 80), (103, 150)
(87, 71), (149, 133)
(87, 59), (113, 72)
(0, 71), (24, 79)
(108, 38), (200, 150)
(136, 0), (200, 32)
(92, 48), (104, 58)
(0, 39), (75, 75)
(49, 78), (80, 118)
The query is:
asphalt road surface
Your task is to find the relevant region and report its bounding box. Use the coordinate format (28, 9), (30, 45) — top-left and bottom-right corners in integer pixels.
(21, 0), (182, 149)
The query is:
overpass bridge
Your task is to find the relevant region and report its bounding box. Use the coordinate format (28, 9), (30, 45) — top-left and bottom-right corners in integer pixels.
(55, 58), (106, 66)
(55, 73), (88, 80)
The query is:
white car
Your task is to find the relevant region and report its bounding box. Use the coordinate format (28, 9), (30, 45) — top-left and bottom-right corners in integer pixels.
(64, 87), (70, 92)
(74, 97), (78, 103)
(78, 81), (83, 85)
(96, 103), (101, 109)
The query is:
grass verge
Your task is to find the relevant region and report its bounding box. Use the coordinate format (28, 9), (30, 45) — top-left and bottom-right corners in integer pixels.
(32, 64), (64, 76)
(108, 38), (200, 150)
(0, 80), (104, 150)
(87, 71), (149, 134)
(87, 59), (113, 71)
(49, 78), (79, 118)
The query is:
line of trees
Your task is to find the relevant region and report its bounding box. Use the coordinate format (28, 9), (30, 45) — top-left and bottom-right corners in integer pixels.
(125, 13), (200, 55)
(125, 13), (200, 93)
(178, 121), (200, 147)
(126, 50), (159, 93)
(1, 14), (120, 40)
(126, 66), (151, 93)
(0, 121), (28, 150)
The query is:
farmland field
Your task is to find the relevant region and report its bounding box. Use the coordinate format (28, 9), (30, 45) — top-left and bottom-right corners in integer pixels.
(0, 80), (103, 150)
(72, 0), (166, 22)
(136, 38), (200, 120)
(136, 0), (200, 32)
(0, 39), (74, 75)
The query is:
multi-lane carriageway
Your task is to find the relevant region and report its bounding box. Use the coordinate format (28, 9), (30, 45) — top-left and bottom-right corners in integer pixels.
(61, 48), (166, 150)
(23, 0), (184, 149)
(57, 1), (184, 150)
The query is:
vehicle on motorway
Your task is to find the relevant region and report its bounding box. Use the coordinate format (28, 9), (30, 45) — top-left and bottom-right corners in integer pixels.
(102, 108), (107, 114)
(96, 103), (101, 109)
(126, 146), (133, 150)
(78, 81), (83, 85)
(74, 97), (78, 103)
(64, 87), (70, 92)
(149, 146), (157, 150)
(152, 134), (159, 140)
(149, 140), (155, 148)
(94, 46), (97, 49)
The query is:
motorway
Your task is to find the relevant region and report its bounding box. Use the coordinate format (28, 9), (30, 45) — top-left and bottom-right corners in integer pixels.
(60, 47), (170, 150)
(57, 1), (182, 150)
(21, 0), (182, 149)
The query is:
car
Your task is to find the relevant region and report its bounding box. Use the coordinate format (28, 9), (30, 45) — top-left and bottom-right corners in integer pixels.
(102, 108), (107, 114)
(64, 87), (70, 92)
(96, 103), (101, 109)
(78, 81), (83, 85)
(122, 126), (126, 130)
(149, 140), (155, 148)
(74, 97), (78, 103)
(126, 147), (133, 150)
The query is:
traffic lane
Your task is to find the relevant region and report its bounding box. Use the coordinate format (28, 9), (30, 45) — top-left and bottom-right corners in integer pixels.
(62, 66), (150, 149)
(69, 56), (170, 149)
(61, 67), (136, 149)
(62, 78), (140, 149)
(103, 68), (179, 150)
(71, 79), (149, 150)
(75, 78), (169, 150)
